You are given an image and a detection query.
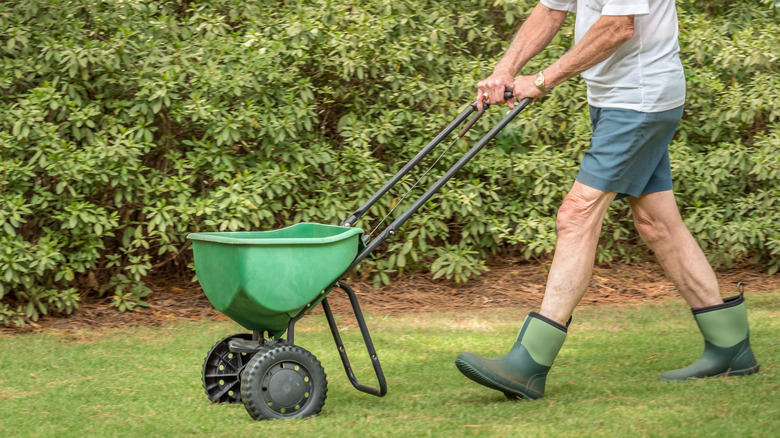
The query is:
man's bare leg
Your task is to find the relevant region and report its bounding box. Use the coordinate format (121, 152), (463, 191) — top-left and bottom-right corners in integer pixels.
(628, 190), (722, 307)
(629, 191), (761, 380)
(456, 181), (614, 398)
(539, 181), (617, 325)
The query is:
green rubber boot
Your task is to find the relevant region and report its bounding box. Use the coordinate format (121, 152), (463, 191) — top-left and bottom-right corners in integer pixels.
(455, 312), (568, 400)
(660, 292), (760, 381)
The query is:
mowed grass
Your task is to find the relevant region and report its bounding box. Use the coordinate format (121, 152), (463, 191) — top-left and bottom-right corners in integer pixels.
(1, 292), (778, 437)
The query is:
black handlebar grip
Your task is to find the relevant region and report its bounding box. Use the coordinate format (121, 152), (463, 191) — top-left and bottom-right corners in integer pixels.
(504, 87), (515, 100)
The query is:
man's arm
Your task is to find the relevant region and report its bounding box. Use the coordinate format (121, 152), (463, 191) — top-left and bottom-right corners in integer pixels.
(477, 3), (568, 109)
(508, 14), (635, 105)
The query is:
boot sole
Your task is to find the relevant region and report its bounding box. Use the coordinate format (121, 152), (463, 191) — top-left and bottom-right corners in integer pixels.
(659, 363), (760, 381)
(455, 358), (540, 400)
(713, 363), (761, 378)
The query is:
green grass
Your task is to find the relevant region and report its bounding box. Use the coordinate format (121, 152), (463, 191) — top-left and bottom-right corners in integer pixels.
(1, 293), (778, 437)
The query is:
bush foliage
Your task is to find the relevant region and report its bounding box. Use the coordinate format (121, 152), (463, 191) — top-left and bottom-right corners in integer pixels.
(1, 0), (778, 326)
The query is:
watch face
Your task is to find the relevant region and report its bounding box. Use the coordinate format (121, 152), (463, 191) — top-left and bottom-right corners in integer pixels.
(535, 74), (545, 88)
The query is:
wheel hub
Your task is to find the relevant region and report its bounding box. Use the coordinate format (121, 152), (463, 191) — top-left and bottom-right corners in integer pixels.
(269, 369), (306, 405)
(263, 361), (313, 414)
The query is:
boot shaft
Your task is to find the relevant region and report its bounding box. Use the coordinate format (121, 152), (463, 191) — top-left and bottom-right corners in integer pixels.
(518, 312), (569, 367)
(693, 294), (749, 348)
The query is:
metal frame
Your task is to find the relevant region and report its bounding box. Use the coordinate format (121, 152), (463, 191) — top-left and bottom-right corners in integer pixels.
(283, 282), (387, 396)
(323, 282), (387, 396)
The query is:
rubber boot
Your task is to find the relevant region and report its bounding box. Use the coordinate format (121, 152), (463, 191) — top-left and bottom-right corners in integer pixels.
(455, 312), (568, 400)
(659, 293), (760, 381)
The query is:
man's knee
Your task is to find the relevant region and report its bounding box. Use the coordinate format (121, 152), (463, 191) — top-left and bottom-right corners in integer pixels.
(556, 199), (585, 236)
(632, 210), (673, 245)
(556, 189), (611, 237)
(628, 191), (687, 246)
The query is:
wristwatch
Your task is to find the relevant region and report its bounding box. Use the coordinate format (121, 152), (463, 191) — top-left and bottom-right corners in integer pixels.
(534, 71), (551, 93)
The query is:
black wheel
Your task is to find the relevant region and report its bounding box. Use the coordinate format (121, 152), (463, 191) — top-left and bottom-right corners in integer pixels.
(202, 333), (259, 404)
(241, 345), (328, 420)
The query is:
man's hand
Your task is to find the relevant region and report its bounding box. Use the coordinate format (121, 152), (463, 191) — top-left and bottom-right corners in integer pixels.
(510, 74), (546, 106)
(476, 71), (546, 110)
(476, 70), (514, 110)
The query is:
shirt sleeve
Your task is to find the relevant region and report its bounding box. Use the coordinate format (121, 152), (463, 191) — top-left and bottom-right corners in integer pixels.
(602, 0), (649, 16)
(540, 0), (577, 13)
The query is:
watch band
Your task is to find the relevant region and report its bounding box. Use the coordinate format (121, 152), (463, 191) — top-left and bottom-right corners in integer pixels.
(535, 71), (550, 93)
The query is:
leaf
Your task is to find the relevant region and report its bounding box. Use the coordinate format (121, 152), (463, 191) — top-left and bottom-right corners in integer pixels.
(2, 223), (15, 236)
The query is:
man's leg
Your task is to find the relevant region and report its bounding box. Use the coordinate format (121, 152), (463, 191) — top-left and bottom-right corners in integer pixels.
(455, 181), (615, 399)
(539, 181), (617, 324)
(627, 190), (721, 307)
(629, 190), (759, 380)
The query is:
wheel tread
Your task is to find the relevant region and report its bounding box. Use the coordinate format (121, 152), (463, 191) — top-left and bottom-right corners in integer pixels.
(241, 344), (328, 420)
(201, 333), (255, 404)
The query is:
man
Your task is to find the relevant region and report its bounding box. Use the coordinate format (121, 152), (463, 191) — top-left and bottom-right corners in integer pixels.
(455, 0), (760, 400)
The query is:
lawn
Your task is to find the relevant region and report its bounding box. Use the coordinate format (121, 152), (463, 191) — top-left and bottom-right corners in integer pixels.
(1, 292), (777, 437)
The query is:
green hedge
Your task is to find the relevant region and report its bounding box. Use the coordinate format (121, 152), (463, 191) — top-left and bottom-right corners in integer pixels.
(1, 0), (778, 326)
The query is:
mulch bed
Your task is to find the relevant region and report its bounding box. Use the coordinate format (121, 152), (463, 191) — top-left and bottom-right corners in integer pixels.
(3, 258), (778, 334)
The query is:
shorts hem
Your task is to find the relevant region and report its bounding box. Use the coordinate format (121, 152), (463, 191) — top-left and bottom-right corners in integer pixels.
(576, 169), (674, 200)
(575, 169), (645, 198)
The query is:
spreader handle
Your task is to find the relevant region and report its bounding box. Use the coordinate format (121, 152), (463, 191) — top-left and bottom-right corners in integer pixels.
(457, 87), (517, 137)
(340, 103), (477, 227)
(343, 96), (533, 275)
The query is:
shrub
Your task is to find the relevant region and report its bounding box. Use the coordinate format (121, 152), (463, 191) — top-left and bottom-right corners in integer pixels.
(1, 0), (778, 326)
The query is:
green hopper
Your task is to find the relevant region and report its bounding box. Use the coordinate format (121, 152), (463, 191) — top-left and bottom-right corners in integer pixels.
(188, 223), (363, 337)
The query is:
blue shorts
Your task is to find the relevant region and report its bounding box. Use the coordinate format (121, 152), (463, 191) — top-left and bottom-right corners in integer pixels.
(576, 105), (683, 200)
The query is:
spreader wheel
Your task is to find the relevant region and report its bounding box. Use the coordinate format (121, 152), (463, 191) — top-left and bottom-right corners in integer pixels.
(241, 345), (328, 420)
(201, 333), (258, 404)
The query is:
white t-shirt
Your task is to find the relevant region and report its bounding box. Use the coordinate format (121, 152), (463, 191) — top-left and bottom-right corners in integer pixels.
(540, 0), (685, 112)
